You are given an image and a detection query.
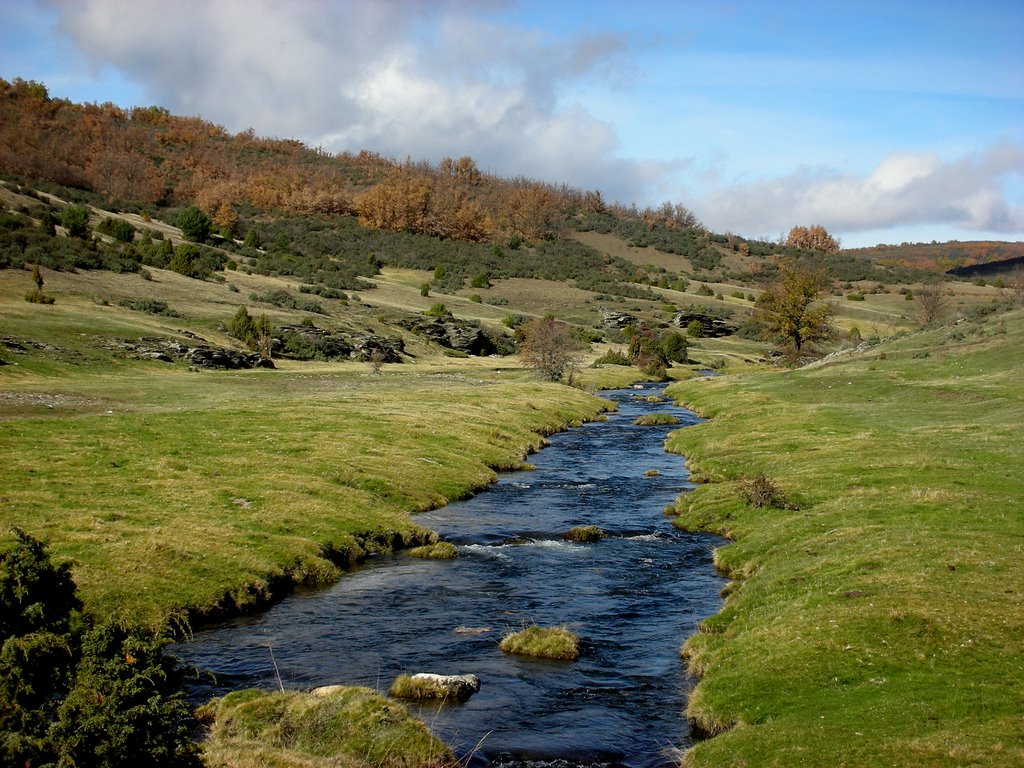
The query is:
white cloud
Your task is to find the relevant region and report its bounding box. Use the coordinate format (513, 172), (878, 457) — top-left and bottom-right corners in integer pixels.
(46, 0), (671, 201)
(697, 144), (1024, 241)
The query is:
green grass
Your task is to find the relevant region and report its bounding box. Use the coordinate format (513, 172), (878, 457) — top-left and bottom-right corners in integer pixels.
(633, 413), (680, 426)
(0, 369), (607, 628)
(406, 542), (458, 559)
(666, 307), (1024, 767)
(198, 687), (452, 767)
(499, 625), (581, 660)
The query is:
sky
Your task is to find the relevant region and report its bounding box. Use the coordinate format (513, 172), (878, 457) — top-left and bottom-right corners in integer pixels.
(1, 0), (1022, 248)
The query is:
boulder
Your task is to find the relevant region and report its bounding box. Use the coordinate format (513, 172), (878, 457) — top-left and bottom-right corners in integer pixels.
(400, 673), (481, 702)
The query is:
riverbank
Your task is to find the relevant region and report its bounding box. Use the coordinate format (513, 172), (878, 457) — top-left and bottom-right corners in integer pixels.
(665, 308), (1024, 766)
(0, 366), (613, 629)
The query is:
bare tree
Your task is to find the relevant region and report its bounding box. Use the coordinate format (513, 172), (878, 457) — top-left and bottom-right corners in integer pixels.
(915, 283), (948, 325)
(518, 316), (584, 382)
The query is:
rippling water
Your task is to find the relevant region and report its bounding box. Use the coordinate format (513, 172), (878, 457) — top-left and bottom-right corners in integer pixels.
(177, 384), (725, 767)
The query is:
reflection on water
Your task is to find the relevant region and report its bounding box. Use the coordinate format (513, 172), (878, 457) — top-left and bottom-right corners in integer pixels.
(178, 384), (725, 767)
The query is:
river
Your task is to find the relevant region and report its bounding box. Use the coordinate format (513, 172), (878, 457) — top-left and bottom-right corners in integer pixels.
(177, 383), (725, 767)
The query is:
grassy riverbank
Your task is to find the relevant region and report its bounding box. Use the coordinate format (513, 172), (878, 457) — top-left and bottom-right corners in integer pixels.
(667, 307), (1024, 766)
(0, 364), (609, 628)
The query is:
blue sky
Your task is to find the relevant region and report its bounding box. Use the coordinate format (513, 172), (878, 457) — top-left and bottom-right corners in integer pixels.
(1, 0), (1021, 247)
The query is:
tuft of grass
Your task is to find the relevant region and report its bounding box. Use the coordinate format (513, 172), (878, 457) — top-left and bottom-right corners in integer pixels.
(406, 542), (458, 559)
(563, 525), (605, 543)
(634, 412), (680, 426)
(735, 473), (792, 509)
(198, 687), (451, 767)
(499, 625), (580, 660)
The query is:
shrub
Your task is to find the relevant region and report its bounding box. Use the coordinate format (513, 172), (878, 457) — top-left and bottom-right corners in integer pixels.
(469, 294), (482, 303)
(419, 282), (430, 297)
(593, 348), (631, 366)
(60, 205), (90, 238)
(176, 205), (211, 242)
(847, 293), (866, 301)
(696, 283), (714, 296)
(499, 625), (580, 660)
(737, 473), (792, 509)
(424, 302), (450, 318)
(119, 298), (177, 316)
(470, 271), (491, 289)
(0, 530), (200, 768)
(563, 525), (604, 543)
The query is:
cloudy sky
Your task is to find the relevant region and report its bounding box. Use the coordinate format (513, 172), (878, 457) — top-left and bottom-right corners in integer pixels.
(2, 0), (1022, 247)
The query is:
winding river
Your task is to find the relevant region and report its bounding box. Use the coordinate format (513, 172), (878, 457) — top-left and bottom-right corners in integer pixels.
(178, 384), (725, 767)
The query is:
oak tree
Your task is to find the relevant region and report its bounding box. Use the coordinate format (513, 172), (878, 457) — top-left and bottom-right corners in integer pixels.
(755, 260), (834, 360)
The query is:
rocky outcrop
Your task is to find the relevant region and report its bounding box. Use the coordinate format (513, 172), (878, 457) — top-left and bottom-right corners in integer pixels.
(601, 310), (637, 329)
(673, 311), (734, 338)
(100, 337), (274, 369)
(397, 316), (496, 356)
(275, 325), (405, 363)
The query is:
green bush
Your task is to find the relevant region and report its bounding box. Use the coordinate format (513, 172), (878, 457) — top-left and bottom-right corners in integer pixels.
(176, 205), (211, 242)
(593, 348), (631, 366)
(119, 298), (177, 316)
(424, 302), (450, 318)
(0, 530), (200, 768)
(470, 271), (491, 289)
(60, 205), (90, 238)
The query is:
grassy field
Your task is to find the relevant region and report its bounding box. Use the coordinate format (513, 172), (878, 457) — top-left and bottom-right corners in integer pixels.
(0, 265), (626, 629)
(666, 306), (1024, 766)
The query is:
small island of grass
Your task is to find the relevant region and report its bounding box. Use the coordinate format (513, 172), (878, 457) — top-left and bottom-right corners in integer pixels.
(406, 542), (458, 559)
(563, 525), (605, 543)
(499, 625), (580, 660)
(634, 413), (680, 426)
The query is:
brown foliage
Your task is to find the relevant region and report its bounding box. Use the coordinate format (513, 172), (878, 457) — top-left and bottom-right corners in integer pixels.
(786, 225), (840, 254)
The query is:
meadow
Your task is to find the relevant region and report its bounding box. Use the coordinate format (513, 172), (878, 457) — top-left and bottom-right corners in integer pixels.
(667, 306), (1024, 766)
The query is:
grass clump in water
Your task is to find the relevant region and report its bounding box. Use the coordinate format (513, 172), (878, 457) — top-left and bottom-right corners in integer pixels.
(634, 413), (680, 426)
(198, 687), (451, 767)
(406, 542), (458, 559)
(563, 525), (605, 543)
(389, 673), (480, 702)
(499, 625), (580, 660)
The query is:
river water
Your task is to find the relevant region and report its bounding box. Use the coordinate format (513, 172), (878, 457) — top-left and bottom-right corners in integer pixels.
(177, 384), (724, 767)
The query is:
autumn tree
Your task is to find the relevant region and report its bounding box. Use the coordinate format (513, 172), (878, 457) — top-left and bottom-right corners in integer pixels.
(519, 316), (584, 383)
(755, 260), (835, 361)
(786, 225), (840, 254)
